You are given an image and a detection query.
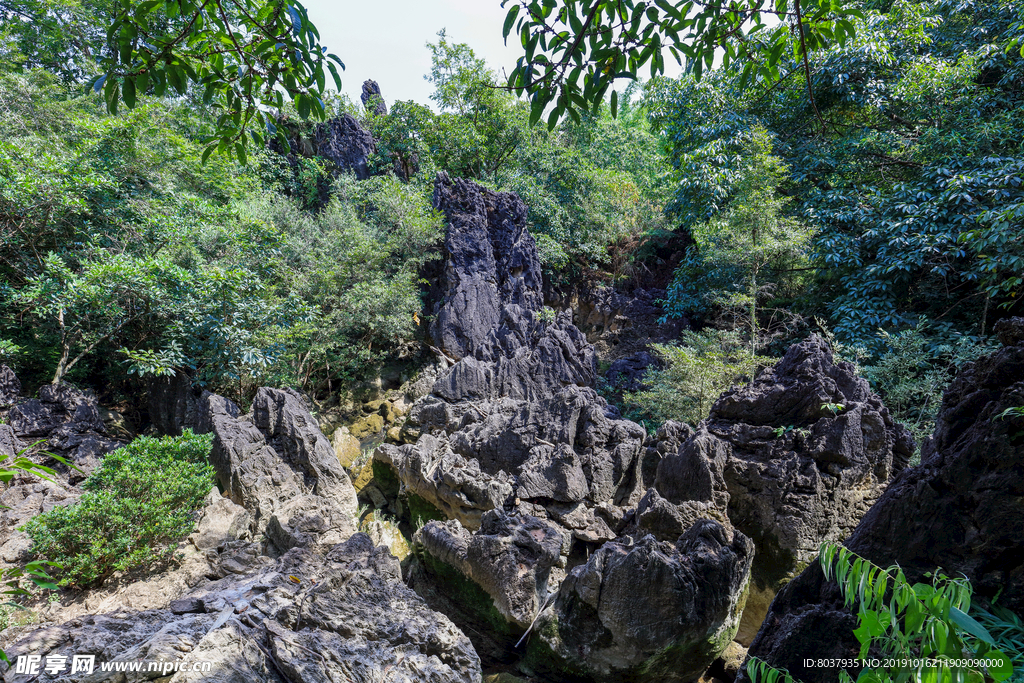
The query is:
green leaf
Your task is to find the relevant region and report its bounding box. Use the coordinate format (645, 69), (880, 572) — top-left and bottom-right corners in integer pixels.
(123, 77), (137, 109)
(504, 4), (521, 39)
(949, 606), (995, 645)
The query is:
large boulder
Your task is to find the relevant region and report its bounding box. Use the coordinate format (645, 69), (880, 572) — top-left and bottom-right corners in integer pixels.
(410, 511), (564, 661)
(195, 388), (358, 554)
(655, 335), (914, 643)
(2, 534), (482, 683)
(740, 319), (1024, 683)
(525, 519), (754, 683)
(311, 114), (375, 180)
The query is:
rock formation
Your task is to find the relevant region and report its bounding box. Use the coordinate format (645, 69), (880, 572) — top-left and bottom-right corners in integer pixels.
(311, 114), (375, 180)
(2, 535), (481, 683)
(655, 335), (915, 643)
(526, 520), (754, 683)
(2, 371), (483, 682)
(0, 365), (19, 406)
(196, 387), (358, 554)
(373, 174), (753, 681)
(361, 79), (388, 115)
(739, 318), (1024, 683)
(5, 382), (123, 482)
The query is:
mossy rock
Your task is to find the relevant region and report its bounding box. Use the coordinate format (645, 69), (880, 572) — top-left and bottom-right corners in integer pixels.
(331, 428), (362, 469)
(411, 547), (524, 664)
(352, 460), (375, 493)
(371, 459), (401, 500)
(406, 493), (446, 528)
(350, 413), (384, 438)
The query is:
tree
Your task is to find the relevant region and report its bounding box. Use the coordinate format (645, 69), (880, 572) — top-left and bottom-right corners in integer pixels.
(90, 0), (342, 163)
(690, 127), (812, 355)
(501, 0), (865, 126)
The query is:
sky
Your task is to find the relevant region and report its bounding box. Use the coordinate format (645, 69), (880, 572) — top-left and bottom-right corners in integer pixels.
(301, 0), (685, 111)
(301, 0), (524, 110)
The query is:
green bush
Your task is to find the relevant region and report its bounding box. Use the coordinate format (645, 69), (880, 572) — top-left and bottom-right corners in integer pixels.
(22, 430), (215, 588)
(623, 329), (772, 426)
(862, 323), (992, 459)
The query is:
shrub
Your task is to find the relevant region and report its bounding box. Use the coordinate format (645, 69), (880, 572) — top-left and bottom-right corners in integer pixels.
(623, 329), (772, 426)
(862, 323), (992, 459)
(747, 542), (1017, 683)
(22, 430), (215, 588)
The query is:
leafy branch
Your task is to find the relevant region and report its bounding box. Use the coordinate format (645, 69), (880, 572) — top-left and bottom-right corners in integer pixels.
(91, 0), (344, 164)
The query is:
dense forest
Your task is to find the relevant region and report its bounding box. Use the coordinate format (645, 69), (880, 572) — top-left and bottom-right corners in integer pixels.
(3, 0), (1021, 442)
(1, 0), (1023, 681)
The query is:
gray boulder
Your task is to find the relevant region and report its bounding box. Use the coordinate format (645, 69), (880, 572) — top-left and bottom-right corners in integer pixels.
(195, 388), (358, 554)
(2, 535), (482, 683)
(526, 519), (754, 683)
(655, 334), (914, 644)
(415, 511), (563, 629)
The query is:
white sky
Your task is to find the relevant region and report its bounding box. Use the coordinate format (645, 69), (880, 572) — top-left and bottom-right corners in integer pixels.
(302, 0), (684, 111)
(302, 0), (523, 109)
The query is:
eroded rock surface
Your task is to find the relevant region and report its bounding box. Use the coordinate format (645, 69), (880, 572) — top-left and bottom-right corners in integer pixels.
(0, 365), (19, 406)
(741, 320), (1024, 683)
(527, 520), (754, 683)
(196, 387), (358, 554)
(370, 175), (750, 680)
(3, 535), (482, 683)
(311, 114), (375, 180)
(655, 334), (914, 644)
(6, 383), (123, 480)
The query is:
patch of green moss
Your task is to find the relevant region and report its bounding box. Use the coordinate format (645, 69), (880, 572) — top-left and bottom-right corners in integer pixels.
(406, 492), (446, 528)
(419, 549), (521, 643)
(371, 459), (401, 500)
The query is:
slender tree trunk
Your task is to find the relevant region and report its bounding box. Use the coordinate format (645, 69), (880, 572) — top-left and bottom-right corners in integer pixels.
(750, 265), (759, 358)
(52, 307), (70, 385)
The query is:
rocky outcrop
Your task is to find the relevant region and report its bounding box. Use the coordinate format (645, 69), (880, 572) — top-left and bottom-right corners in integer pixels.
(6, 382), (123, 481)
(311, 114), (375, 180)
(371, 175), (748, 680)
(655, 335), (914, 644)
(195, 388), (358, 554)
(740, 319), (1024, 683)
(428, 173), (544, 362)
(2, 534), (482, 683)
(0, 365), (19, 406)
(526, 520), (754, 683)
(361, 79), (387, 115)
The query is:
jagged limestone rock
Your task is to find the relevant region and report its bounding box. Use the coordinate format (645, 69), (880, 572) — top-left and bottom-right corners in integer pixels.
(655, 335), (914, 643)
(525, 519), (754, 683)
